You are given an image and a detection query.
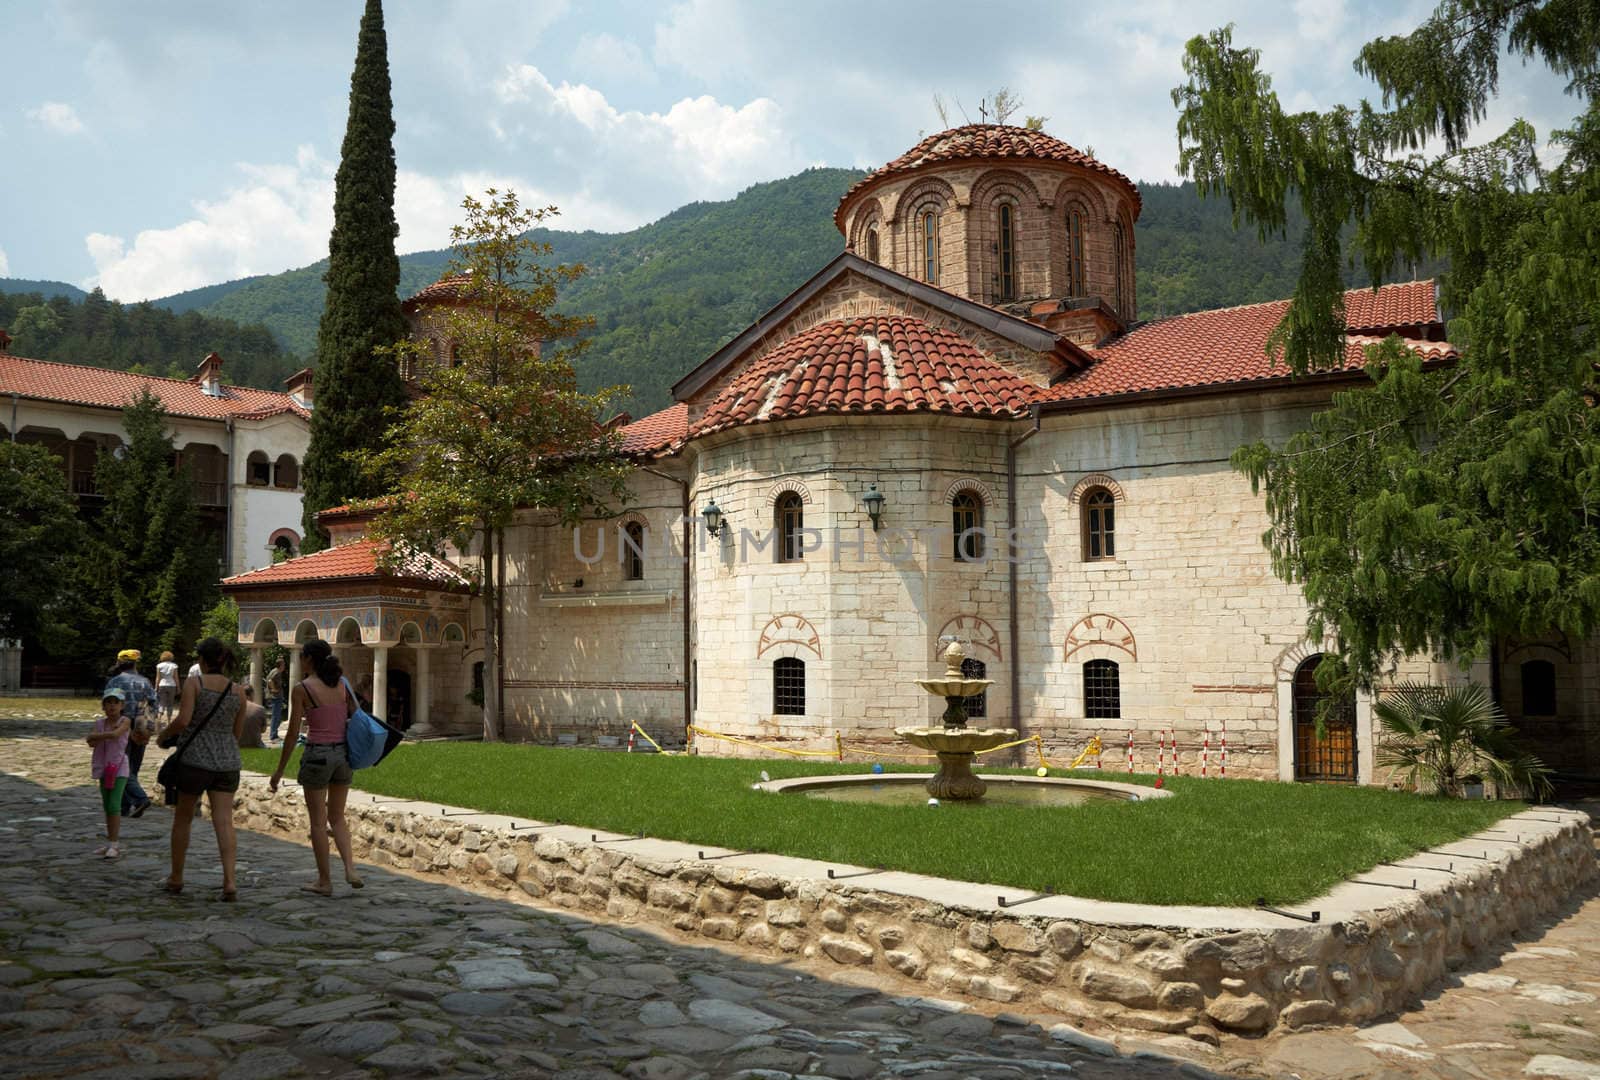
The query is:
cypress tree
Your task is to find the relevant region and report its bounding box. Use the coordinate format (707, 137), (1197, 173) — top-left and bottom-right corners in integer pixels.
(300, 0), (407, 552)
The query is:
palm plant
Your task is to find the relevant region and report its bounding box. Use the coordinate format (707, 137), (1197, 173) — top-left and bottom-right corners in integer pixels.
(1375, 683), (1553, 799)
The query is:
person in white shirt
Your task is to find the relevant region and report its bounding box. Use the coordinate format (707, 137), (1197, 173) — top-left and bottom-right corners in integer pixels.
(156, 651), (181, 721)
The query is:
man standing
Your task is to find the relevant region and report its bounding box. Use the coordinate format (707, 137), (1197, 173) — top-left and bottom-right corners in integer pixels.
(104, 649), (158, 818)
(265, 655), (288, 742)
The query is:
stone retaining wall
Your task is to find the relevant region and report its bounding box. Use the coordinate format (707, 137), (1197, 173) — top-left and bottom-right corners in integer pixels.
(233, 783), (1595, 1040)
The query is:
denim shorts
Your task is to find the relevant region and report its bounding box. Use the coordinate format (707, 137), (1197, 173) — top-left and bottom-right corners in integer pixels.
(297, 743), (353, 788)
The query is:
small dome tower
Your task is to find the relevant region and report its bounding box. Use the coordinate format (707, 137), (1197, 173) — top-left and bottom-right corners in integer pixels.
(836, 124), (1141, 343)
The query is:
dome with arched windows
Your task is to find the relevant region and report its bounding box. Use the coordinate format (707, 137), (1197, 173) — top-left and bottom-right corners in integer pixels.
(835, 124), (1142, 331)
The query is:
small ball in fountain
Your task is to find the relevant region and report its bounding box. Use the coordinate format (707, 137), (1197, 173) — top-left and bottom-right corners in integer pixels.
(927, 798), (939, 806)
(1036, 766), (1048, 777)
(871, 763), (884, 774)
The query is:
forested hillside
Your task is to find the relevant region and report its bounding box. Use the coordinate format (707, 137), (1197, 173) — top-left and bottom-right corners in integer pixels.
(0, 288), (296, 390)
(8, 173), (1436, 412)
(0, 278), (88, 303)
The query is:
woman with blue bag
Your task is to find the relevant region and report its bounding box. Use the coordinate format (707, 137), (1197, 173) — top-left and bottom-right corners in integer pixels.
(268, 639), (365, 896)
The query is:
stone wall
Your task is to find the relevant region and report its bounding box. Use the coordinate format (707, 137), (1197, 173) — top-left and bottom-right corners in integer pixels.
(232, 785), (1595, 1039)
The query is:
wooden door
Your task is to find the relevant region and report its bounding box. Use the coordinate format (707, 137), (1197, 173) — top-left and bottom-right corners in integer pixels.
(1293, 655), (1357, 782)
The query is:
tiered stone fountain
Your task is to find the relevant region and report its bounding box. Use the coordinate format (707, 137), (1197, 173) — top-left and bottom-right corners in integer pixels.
(895, 639), (1018, 799)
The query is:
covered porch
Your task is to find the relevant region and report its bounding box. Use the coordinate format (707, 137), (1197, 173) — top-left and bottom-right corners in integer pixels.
(222, 538), (480, 738)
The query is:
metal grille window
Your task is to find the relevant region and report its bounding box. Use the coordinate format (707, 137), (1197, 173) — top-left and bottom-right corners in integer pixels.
(922, 210), (940, 284)
(1066, 207), (1085, 296)
(622, 522), (646, 581)
(1083, 660), (1120, 720)
(774, 657), (806, 715)
(1521, 660), (1557, 715)
(961, 657), (987, 719)
(952, 492), (984, 562)
(1084, 488), (1115, 560)
(998, 204), (1016, 300)
(776, 493), (804, 563)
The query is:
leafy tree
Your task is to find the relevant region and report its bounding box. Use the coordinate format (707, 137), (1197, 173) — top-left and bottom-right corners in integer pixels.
(1174, 4), (1600, 693)
(0, 442), (85, 652)
(200, 596), (249, 673)
(357, 190), (631, 740)
(300, 0), (407, 552)
(94, 391), (217, 663)
(1376, 682), (1552, 798)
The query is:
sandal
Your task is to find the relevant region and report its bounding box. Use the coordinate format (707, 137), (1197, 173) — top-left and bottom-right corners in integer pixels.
(162, 879), (184, 894)
(218, 888), (238, 903)
(301, 882), (333, 897)
(345, 874), (365, 890)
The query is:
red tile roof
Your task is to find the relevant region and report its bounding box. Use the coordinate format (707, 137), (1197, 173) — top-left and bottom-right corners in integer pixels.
(838, 124), (1142, 227)
(0, 353), (309, 422)
(1042, 281), (1454, 403)
(220, 537), (469, 591)
(691, 316), (1036, 437)
(618, 402), (689, 456)
(402, 274), (471, 312)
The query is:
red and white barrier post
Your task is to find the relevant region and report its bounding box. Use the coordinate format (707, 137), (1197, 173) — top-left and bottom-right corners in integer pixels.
(1126, 731), (1133, 772)
(1220, 720), (1227, 778)
(627, 723), (637, 753)
(1202, 730), (1209, 777)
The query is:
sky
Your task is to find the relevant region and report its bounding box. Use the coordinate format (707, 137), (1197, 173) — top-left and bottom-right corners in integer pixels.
(0, 0), (1578, 303)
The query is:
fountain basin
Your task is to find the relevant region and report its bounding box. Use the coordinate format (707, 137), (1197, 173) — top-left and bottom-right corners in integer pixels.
(894, 726), (1018, 755)
(914, 677), (994, 699)
(754, 772), (1169, 807)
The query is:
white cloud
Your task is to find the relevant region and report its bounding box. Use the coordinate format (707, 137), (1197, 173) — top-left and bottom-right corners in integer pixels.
(0, 246), (9, 277)
(571, 32), (655, 85)
(493, 63), (806, 189)
(27, 101), (85, 135)
(81, 144), (639, 303)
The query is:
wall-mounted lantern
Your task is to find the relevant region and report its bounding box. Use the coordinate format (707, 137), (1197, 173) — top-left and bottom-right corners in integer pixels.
(701, 500), (727, 538)
(862, 484), (885, 531)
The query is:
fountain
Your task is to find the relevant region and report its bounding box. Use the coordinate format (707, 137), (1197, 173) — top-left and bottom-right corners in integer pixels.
(895, 639), (1017, 799)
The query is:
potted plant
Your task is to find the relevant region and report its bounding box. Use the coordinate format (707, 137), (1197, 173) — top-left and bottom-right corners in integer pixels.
(1375, 683), (1552, 799)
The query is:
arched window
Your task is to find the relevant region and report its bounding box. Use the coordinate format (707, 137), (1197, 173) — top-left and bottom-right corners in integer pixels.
(776, 492), (805, 563)
(622, 522), (645, 581)
(1083, 660), (1120, 719)
(246, 450), (271, 487)
(866, 226), (880, 263)
(774, 657), (806, 715)
(961, 657), (987, 719)
(1065, 207), (1086, 296)
(1522, 660), (1557, 715)
(997, 203), (1016, 300)
(1112, 222), (1127, 315)
(952, 491), (984, 562)
(273, 454), (298, 490)
(272, 534), (297, 560)
(921, 210), (940, 284)
(1083, 488), (1116, 560)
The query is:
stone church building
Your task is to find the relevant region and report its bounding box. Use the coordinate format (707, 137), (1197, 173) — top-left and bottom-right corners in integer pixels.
(224, 124), (1598, 786)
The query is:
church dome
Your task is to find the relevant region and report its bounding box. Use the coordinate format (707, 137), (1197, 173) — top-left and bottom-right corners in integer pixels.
(835, 124), (1141, 231)
(835, 123), (1143, 325)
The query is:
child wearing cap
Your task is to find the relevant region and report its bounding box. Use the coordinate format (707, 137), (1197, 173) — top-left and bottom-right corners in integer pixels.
(88, 688), (132, 859)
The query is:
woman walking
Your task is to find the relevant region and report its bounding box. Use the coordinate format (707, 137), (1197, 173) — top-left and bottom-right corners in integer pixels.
(159, 637), (245, 900)
(269, 639), (363, 896)
(155, 651), (180, 721)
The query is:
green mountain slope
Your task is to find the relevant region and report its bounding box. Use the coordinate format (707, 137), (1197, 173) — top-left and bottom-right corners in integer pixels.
(1, 278), (88, 303)
(20, 171), (1433, 412)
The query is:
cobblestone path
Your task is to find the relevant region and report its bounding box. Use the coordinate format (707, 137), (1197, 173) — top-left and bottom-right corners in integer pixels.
(0, 707), (1214, 1080)
(4, 700), (1600, 1080)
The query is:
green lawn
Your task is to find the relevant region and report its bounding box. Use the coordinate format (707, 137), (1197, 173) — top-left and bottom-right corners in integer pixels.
(239, 742), (1520, 907)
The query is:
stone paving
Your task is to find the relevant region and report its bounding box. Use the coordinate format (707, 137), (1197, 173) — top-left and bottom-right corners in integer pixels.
(3, 698), (1599, 1080)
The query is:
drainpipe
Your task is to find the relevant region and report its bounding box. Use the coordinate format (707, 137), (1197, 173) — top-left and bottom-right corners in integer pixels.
(224, 417), (235, 576)
(10, 393), (18, 441)
(640, 463), (692, 741)
(1006, 405), (1043, 755)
